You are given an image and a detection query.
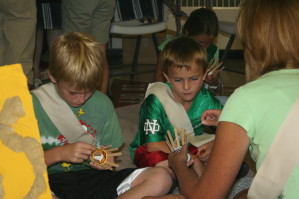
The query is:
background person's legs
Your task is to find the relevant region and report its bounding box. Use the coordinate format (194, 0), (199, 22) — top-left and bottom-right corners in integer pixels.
(33, 29), (61, 88)
(0, 0), (36, 85)
(33, 29), (44, 87)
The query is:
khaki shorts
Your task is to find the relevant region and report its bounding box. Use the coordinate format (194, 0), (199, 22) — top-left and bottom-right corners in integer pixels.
(62, 0), (115, 44)
(0, 0), (36, 84)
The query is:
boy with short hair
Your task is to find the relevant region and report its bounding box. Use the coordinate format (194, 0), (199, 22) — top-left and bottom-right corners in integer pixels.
(154, 8), (227, 105)
(31, 32), (172, 199)
(130, 36), (223, 172)
(154, 8), (220, 85)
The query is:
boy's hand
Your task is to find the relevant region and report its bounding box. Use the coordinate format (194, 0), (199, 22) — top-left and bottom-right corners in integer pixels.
(196, 140), (214, 162)
(205, 72), (219, 86)
(61, 142), (96, 163)
(89, 157), (115, 170)
(89, 145), (120, 170)
(201, 109), (222, 126)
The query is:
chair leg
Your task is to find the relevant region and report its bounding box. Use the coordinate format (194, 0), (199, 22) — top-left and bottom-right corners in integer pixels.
(151, 33), (159, 56)
(131, 35), (142, 79)
(220, 34), (236, 63)
(107, 34), (113, 65)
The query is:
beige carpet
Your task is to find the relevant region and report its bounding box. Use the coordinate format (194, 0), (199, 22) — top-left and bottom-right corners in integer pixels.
(115, 103), (141, 170)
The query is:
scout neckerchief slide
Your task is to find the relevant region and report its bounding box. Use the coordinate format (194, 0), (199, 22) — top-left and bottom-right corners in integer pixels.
(144, 82), (215, 148)
(32, 83), (96, 145)
(248, 96), (299, 199)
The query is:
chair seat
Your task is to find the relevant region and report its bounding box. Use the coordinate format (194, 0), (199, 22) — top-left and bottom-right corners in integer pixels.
(219, 21), (235, 35)
(110, 19), (167, 35)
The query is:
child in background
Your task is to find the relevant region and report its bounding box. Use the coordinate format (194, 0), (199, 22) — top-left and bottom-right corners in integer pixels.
(31, 32), (172, 199)
(130, 36), (223, 176)
(154, 8), (221, 90)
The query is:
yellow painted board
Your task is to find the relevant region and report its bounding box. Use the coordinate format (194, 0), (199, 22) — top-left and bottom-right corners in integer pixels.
(0, 64), (51, 199)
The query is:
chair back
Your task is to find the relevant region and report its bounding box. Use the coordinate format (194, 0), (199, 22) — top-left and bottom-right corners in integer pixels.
(114, 0), (166, 23)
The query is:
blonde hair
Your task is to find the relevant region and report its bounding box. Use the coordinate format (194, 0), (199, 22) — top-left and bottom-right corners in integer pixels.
(237, 0), (299, 82)
(162, 36), (207, 75)
(49, 32), (103, 90)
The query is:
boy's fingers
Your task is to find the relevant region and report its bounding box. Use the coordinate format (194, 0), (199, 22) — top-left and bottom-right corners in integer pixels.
(101, 145), (112, 150)
(79, 143), (96, 151)
(186, 159), (194, 167)
(77, 153), (89, 161)
(199, 149), (206, 156)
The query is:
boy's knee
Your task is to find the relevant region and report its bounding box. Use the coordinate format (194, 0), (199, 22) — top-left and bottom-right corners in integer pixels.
(131, 167), (173, 196)
(151, 167), (172, 178)
(148, 167), (173, 194)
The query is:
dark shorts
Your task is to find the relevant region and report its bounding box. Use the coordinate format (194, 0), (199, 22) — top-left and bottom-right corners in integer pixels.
(49, 168), (136, 199)
(37, 1), (61, 29)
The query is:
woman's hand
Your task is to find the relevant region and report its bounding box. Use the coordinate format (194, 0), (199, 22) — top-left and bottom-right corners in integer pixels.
(201, 109), (222, 126)
(168, 144), (193, 169)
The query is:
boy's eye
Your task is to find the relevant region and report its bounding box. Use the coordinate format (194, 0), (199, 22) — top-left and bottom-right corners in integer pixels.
(174, 78), (182, 82)
(191, 77), (199, 81)
(70, 92), (77, 95)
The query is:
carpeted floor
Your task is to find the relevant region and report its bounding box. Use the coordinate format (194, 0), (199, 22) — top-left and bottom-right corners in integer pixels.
(115, 103), (141, 170)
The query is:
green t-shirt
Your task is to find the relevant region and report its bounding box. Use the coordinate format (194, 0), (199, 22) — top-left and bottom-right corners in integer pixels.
(32, 89), (123, 174)
(219, 69), (299, 198)
(130, 83), (223, 162)
(158, 36), (219, 63)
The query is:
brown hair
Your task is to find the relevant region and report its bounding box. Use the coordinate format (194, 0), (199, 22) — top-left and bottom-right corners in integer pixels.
(49, 32), (103, 90)
(237, 0), (299, 82)
(162, 36), (207, 75)
(183, 8), (218, 37)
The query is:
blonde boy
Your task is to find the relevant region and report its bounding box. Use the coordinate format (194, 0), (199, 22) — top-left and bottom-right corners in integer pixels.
(31, 32), (172, 199)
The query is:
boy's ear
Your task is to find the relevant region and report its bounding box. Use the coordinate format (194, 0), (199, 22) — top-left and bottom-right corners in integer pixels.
(48, 72), (57, 84)
(202, 69), (208, 81)
(163, 72), (171, 83)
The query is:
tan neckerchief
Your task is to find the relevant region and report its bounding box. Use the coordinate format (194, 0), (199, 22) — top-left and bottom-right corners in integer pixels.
(144, 82), (215, 147)
(32, 83), (96, 145)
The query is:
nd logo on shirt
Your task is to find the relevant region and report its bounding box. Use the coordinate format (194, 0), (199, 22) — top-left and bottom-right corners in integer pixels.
(144, 119), (160, 135)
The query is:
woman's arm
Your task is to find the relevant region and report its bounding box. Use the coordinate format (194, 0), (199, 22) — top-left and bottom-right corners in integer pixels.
(190, 121), (250, 199)
(168, 144), (202, 196)
(168, 121), (249, 199)
(142, 194), (186, 199)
